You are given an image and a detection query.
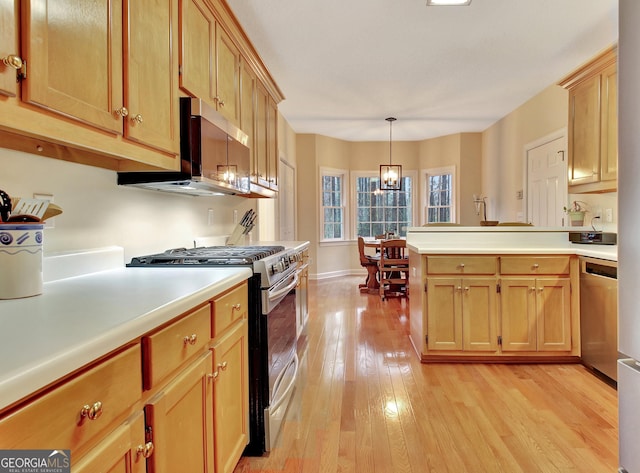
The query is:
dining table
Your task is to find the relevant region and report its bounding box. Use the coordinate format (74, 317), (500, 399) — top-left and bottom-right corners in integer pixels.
(360, 237), (407, 293)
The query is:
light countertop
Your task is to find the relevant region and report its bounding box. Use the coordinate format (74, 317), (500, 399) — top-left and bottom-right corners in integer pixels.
(406, 226), (617, 261)
(0, 265), (251, 411)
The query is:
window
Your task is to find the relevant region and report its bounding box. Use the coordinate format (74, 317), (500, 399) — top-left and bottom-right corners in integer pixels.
(424, 166), (455, 224)
(354, 173), (413, 237)
(320, 168), (346, 240)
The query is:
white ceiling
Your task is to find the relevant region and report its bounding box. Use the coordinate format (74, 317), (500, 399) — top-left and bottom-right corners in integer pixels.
(226, 0), (618, 142)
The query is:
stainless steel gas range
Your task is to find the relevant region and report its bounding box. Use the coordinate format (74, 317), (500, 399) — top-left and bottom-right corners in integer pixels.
(128, 242), (310, 455)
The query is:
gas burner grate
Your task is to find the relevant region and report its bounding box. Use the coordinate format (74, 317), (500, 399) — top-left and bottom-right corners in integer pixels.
(129, 245), (285, 266)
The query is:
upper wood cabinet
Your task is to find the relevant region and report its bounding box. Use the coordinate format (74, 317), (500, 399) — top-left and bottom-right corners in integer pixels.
(179, 0), (240, 125)
(22, 0), (179, 155)
(0, 0), (20, 97)
(240, 56), (256, 171)
(254, 80), (279, 191)
(22, 0), (124, 134)
(560, 47), (617, 193)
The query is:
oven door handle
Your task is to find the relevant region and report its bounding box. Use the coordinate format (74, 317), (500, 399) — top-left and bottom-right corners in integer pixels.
(268, 272), (299, 302)
(270, 353), (299, 412)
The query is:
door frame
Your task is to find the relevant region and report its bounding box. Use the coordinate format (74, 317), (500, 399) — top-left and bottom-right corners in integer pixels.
(522, 128), (568, 224)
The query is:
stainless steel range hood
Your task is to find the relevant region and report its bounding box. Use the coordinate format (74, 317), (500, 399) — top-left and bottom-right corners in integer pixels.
(118, 98), (273, 197)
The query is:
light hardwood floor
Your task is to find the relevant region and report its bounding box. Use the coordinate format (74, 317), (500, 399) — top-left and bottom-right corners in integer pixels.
(234, 276), (618, 473)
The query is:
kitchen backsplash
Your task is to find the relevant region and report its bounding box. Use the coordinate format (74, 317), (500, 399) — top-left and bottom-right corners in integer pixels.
(0, 147), (265, 261)
(568, 192), (618, 232)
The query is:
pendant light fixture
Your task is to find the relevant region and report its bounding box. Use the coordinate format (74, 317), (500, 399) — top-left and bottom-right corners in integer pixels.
(380, 117), (402, 191)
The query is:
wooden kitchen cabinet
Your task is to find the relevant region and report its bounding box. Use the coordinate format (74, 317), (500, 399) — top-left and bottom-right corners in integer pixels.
(22, 0), (179, 155)
(73, 411), (147, 473)
(211, 319), (249, 473)
(179, 0), (240, 125)
(144, 351), (215, 473)
(560, 46), (617, 193)
(500, 256), (573, 353)
(210, 281), (249, 473)
(426, 276), (498, 352)
(240, 56), (256, 171)
(0, 0), (20, 97)
(426, 256), (498, 353)
(0, 344), (142, 460)
(410, 253), (579, 362)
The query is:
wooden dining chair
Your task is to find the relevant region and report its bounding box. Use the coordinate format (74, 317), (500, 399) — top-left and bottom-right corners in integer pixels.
(378, 239), (409, 300)
(357, 237), (380, 293)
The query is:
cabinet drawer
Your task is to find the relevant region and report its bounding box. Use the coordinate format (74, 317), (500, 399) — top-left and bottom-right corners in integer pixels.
(0, 344), (141, 453)
(427, 256), (497, 275)
(500, 256), (570, 275)
(212, 282), (248, 339)
(143, 305), (212, 389)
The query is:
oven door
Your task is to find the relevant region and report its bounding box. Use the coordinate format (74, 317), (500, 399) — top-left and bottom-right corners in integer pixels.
(262, 268), (299, 451)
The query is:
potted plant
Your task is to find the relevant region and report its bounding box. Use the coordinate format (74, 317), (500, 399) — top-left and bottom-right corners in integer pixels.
(564, 201), (587, 226)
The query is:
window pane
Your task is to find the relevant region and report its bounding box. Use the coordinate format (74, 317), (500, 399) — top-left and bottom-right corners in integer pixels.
(354, 175), (412, 238)
(426, 171), (453, 224)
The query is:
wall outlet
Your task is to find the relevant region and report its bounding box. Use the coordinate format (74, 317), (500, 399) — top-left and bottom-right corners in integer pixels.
(605, 208), (613, 223)
(207, 208), (214, 225)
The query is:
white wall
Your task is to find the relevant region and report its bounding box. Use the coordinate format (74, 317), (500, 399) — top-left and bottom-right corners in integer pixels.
(0, 148), (262, 261)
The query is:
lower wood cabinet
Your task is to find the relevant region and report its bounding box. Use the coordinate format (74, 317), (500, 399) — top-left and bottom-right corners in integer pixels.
(411, 253), (579, 362)
(144, 351), (214, 473)
(211, 319), (249, 473)
(73, 411), (147, 473)
(501, 277), (572, 352)
(0, 281), (250, 473)
(426, 277), (498, 352)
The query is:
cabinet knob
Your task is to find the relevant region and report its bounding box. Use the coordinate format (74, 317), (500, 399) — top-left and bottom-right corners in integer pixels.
(114, 106), (129, 117)
(208, 371), (219, 382)
(183, 334), (198, 345)
(232, 303), (241, 311)
(464, 286), (470, 291)
(80, 401), (103, 420)
(458, 263), (465, 269)
(219, 99), (225, 107)
(137, 441), (154, 459)
(538, 287), (544, 292)
(530, 287), (536, 291)
(131, 114), (144, 124)
(2, 54), (23, 70)
(217, 361), (228, 371)
(532, 263), (539, 269)
(456, 286), (462, 291)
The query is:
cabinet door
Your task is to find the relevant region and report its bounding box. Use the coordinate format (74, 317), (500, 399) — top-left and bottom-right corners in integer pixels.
(240, 58), (255, 171)
(600, 63), (618, 182)
(0, 0), (19, 97)
(568, 75), (601, 186)
(536, 277), (572, 351)
(125, 0), (179, 154)
(462, 278), (498, 352)
(500, 278), (537, 351)
(74, 411), (146, 473)
(254, 80), (269, 187)
(266, 95), (278, 190)
(145, 352), (214, 473)
(179, 0), (215, 102)
(212, 320), (249, 473)
(215, 26), (240, 125)
(426, 277), (462, 351)
(23, 0), (124, 133)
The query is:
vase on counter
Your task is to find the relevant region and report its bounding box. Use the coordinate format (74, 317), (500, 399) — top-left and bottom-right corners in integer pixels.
(567, 211), (585, 226)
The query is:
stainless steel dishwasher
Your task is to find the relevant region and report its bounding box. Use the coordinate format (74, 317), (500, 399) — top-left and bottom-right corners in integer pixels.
(579, 256), (618, 382)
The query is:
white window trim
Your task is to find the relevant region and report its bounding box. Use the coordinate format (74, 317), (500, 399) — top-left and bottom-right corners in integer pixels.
(422, 165), (456, 225)
(319, 166), (349, 242)
(350, 169), (418, 238)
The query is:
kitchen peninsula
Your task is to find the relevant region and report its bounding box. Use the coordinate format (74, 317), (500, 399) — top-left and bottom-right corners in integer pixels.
(406, 226), (616, 363)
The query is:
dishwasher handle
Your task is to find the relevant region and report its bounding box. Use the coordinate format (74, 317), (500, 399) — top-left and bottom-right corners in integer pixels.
(583, 261), (617, 279)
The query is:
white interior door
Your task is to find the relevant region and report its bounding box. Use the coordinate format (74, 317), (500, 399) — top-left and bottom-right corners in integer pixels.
(278, 159), (296, 240)
(526, 136), (567, 226)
